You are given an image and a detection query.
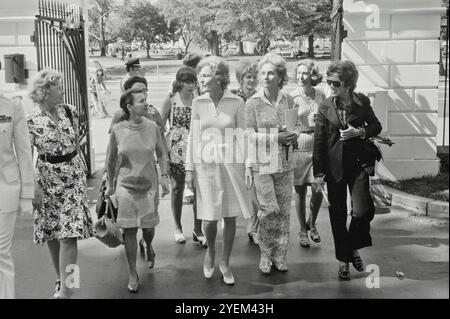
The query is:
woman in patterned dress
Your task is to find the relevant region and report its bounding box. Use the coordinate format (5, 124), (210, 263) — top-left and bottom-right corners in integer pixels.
(185, 56), (253, 285)
(106, 88), (170, 293)
(160, 66), (206, 246)
(245, 53), (300, 274)
(291, 60), (325, 248)
(230, 59), (261, 246)
(27, 69), (94, 298)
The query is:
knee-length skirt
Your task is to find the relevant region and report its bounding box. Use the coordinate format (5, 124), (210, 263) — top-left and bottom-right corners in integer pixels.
(33, 156), (93, 244)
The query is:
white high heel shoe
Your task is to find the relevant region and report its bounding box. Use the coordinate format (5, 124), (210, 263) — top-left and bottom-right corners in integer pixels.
(219, 264), (235, 285)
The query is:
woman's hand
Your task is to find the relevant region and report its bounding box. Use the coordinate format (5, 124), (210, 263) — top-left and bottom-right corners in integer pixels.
(340, 124), (362, 141)
(160, 174), (170, 198)
(19, 198), (33, 215)
(185, 171), (195, 193)
(32, 187), (43, 212)
(245, 167), (253, 190)
(278, 131), (298, 145)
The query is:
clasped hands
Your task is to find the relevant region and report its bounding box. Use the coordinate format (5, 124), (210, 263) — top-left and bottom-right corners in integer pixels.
(277, 130), (298, 145)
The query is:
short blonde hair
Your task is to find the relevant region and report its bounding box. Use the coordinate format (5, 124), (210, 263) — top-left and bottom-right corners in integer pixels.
(197, 56), (230, 90)
(235, 59), (258, 86)
(293, 59), (323, 87)
(258, 53), (289, 89)
(29, 69), (63, 104)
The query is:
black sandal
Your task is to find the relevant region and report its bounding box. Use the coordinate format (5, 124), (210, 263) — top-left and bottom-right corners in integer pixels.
(352, 254), (364, 272)
(338, 263), (351, 280)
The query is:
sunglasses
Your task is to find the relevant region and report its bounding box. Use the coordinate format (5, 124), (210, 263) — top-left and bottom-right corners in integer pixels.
(326, 79), (342, 88)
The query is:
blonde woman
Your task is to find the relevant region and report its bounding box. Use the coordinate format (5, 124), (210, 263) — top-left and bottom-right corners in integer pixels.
(185, 56), (253, 285)
(291, 59), (325, 248)
(245, 53), (300, 274)
(27, 69), (93, 298)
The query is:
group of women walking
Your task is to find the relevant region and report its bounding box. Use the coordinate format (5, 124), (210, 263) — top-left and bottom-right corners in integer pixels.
(0, 51), (381, 298)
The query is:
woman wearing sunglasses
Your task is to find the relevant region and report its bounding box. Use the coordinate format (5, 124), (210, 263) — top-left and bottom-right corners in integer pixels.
(313, 60), (382, 280)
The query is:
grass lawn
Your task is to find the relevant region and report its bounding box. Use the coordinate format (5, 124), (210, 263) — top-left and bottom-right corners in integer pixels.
(381, 171), (449, 202)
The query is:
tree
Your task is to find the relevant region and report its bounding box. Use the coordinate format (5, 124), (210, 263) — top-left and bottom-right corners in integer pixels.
(122, 1), (169, 58)
(286, 0), (332, 58)
(159, 0), (197, 54)
(193, 0), (222, 55)
(88, 0), (123, 56)
(216, 0), (294, 55)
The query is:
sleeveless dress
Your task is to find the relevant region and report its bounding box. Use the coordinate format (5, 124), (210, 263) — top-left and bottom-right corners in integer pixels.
(110, 118), (160, 228)
(167, 92), (192, 176)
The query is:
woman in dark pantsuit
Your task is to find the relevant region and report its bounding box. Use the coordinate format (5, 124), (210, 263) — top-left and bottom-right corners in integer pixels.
(313, 60), (382, 280)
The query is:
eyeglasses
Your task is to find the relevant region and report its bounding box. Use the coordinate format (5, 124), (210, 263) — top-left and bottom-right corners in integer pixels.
(326, 79), (342, 88)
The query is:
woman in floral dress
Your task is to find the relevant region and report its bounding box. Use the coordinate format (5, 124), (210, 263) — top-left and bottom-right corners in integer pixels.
(160, 66), (206, 246)
(27, 69), (93, 298)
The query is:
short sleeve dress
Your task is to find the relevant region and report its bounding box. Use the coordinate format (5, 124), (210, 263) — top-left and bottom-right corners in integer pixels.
(27, 104), (93, 244)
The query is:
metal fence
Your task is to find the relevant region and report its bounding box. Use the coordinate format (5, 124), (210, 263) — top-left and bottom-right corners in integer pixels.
(33, 0), (91, 174)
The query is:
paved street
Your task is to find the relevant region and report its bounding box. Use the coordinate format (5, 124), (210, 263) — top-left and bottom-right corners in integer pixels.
(10, 56), (449, 299)
(13, 116), (450, 299)
(13, 177), (449, 299)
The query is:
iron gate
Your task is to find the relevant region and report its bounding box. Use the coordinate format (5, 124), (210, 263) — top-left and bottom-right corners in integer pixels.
(33, 0), (91, 174)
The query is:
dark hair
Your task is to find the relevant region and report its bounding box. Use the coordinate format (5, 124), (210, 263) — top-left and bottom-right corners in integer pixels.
(183, 53), (202, 69)
(326, 60), (359, 92)
(119, 88), (143, 119)
(123, 76), (148, 91)
(171, 66), (198, 94)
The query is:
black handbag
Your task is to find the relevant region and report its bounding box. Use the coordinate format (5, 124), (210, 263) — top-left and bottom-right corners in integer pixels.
(96, 171), (118, 221)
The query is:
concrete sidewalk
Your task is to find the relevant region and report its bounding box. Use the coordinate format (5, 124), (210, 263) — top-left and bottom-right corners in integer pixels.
(12, 173), (449, 298)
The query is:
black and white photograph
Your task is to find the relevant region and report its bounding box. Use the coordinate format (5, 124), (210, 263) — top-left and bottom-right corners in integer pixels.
(0, 0), (448, 308)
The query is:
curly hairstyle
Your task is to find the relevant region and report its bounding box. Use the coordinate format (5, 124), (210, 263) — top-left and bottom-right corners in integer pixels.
(235, 59), (258, 86)
(326, 60), (359, 92)
(119, 88), (145, 120)
(258, 52), (288, 89)
(29, 69), (63, 104)
(196, 56), (230, 90)
(293, 59), (323, 87)
(171, 66), (198, 94)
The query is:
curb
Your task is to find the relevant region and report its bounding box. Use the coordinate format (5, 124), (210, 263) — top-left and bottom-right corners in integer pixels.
(384, 186), (449, 219)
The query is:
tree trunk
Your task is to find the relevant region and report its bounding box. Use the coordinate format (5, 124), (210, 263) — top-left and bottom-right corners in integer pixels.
(100, 44), (106, 57)
(146, 40), (150, 59)
(211, 31), (220, 56)
(308, 34), (314, 58)
(239, 41), (244, 55)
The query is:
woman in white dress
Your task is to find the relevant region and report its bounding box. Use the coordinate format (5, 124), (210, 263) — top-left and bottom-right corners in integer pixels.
(185, 56), (253, 285)
(291, 59), (324, 248)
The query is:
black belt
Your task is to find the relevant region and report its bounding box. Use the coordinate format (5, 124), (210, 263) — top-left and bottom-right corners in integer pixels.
(38, 151), (77, 164)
